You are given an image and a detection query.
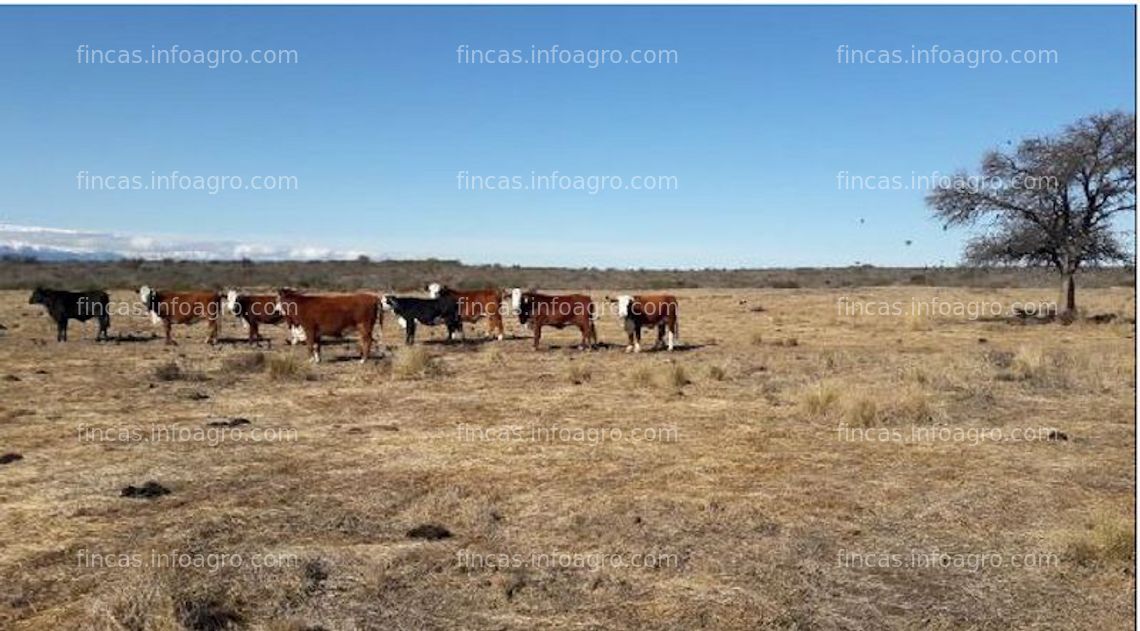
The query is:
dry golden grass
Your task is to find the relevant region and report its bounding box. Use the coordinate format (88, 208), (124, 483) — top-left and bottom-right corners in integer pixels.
(0, 285), (1133, 630)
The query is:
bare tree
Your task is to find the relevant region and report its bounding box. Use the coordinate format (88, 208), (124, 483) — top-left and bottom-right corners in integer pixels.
(927, 111), (1135, 316)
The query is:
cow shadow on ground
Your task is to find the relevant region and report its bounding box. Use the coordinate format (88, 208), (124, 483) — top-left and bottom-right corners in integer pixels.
(107, 333), (160, 344)
(419, 336), (499, 348)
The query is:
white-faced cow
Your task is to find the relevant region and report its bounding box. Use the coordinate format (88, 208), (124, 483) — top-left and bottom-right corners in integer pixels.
(275, 288), (382, 363)
(28, 287), (111, 342)
(139, 286), (222, 345)
(514, 289), (597, 351)
(610, 294), (679, 352)
(427, 283), (506, 341)
(226, 290), (286, 346)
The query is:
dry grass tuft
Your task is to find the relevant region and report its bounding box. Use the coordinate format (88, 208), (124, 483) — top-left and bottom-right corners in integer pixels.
(800, 382), (841, 418)
(750, 331), (764, 346)
(392, 346), (445, 379)
(1063, 512), (1135, 567)
(845, 397), (881, 427)
(567, 363), (592, 385)
(706, 364), (728, 381)
(267, 354), (315, 381)
(152, 360), (206, 382)
(664, 363), (691, 389)
(629, 365), (654, 389)
(220, 352), (266, 374)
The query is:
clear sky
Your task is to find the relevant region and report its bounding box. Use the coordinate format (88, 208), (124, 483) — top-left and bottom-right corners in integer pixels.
(0, 6), (1133, 268)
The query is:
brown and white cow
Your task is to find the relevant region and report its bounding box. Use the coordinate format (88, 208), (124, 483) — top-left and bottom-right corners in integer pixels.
(275, 288), (382, 363)
(513, 289), (597, 351)
(427, 283), (505, 341)
(226, 290), (286, 346)
(139, 286), (222, 345)
(611, 294), (679, 352)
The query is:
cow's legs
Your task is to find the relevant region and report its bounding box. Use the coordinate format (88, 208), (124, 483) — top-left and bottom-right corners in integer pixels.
(57, 319), (67, 342)
(358, 323), (373, 363)
(207, 316), (219, 345)
(532, 324), (542, 350)
(98, 314), (110, 341)
(490, 311), (504, 341)
(666, 320), (677, 351)
(405, 320), (416, 345)
(164, 320), (176, 346)
(249, 321), (260, 346)
(626, 324), (640, 353)
(654, 323), (667, 350)
(306, 326), (320, 363)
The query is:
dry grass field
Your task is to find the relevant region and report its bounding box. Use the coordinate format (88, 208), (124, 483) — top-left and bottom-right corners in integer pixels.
(0, 285), (1134, 630)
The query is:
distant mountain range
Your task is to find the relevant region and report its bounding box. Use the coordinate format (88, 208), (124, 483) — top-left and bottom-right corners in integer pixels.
(0, 223), (375, 261)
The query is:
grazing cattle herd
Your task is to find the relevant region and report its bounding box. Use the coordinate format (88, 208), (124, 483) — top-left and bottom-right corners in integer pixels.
(24, 284), (681, 360)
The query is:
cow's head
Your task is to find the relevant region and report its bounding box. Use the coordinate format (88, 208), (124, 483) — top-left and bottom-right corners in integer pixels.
(510, 288), (523, 313)
(138, 286), (158, 312)
(516, 292), (534, 325)
(225, 290), (241, 316)
(273, 288), (292, 318)
(381, 295), (398, 312)
(426, 283), (442, 298)
(616, 295), (634, 319)
(29, 287), (47, 305)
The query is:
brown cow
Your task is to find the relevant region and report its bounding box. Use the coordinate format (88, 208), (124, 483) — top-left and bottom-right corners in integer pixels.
(226, 290), (286, 346)
(139, 286), (222, 345)
(275, 288), (381, 363)
(512, 289), (597, 351)
(427, 283), (505, 341)
(610, 294), (679, 352)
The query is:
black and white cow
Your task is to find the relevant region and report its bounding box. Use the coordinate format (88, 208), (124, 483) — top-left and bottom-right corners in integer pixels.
(28, 287), (111, 342)
(381, 294), (462, 345)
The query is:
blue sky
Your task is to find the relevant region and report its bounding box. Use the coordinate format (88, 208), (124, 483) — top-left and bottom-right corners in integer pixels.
(0, 6), (1133, 268)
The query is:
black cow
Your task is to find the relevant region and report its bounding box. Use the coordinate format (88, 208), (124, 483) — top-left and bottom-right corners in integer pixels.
(28, 287), (111, 342)
(382, 294), (461, 345)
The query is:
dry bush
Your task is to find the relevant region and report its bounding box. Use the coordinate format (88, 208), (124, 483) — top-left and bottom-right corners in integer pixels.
(1063, 512), (1135, 567)
(799, 382), (841, 418)
(664, 363), (691, 389)
(1005, 345), (1082, 388)
(567, 363), (592, 385)
(220, 352), (266, 374)
(392, 346), (444, 379)
(706, 364), (728, 381)
(845, 397), (881, 427)
(629, 365), (654, 389)
(267, 354), (315, 382)
(889, 386), (938, 424)
(152, 361), (206, 382)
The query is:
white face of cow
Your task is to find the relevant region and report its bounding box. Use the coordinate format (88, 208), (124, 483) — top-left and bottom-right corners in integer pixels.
(510, 288), (522, 312)
(380, 295), (394, 312)
(225, 290), (239, 315)
(616, 295), (634, 318)
(427, 283), (442, 298)
(139, 286), (153, 308)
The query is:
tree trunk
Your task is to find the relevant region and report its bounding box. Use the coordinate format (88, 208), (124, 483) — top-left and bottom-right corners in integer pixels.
(1059, 270), (1076, 317)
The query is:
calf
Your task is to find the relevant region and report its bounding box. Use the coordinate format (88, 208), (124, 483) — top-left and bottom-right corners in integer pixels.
(610, 294), (679, 352)
(275, 288), (381, 363)
(382, 294), (461, 345)
(226, 290), (286, 346)
(513, 289), (597, 351)
(28, 287), (110, 342)
(427, 283), (505, 341)
(139, 286), (221, 345)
